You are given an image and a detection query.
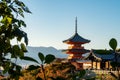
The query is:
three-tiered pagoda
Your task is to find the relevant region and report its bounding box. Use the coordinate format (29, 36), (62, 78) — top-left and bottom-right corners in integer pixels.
(63, 17), (90, 61)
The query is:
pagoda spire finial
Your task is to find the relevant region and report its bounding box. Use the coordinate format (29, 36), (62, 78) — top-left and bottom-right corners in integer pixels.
(75, 17), (77, 33)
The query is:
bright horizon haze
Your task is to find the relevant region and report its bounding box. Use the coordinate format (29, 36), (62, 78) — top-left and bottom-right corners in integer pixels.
(22, 0), (120, 50)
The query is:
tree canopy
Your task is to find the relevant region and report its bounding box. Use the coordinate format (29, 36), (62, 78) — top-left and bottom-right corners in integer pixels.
(0, 0), (31, 79)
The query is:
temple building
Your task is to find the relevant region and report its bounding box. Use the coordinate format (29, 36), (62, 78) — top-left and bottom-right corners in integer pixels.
(84, 50), (120, 70)
(63, 17), (90, 69)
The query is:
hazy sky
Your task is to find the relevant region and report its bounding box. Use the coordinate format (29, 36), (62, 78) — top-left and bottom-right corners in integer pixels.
(22, 0), (120, 49)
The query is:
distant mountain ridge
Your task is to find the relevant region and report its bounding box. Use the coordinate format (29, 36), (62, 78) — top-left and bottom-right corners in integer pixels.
(18, 46), (68, 66)
(26, 46), (68, 58)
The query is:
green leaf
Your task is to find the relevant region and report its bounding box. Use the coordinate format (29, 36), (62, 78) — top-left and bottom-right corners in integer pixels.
(12, 45), (20, 57)
(18, 20), (21, 27)
(24, 33), (28, 45)
(20, 43), (27, 52)
(17, 36), (22, 41)
(7, 17), (12, 24)
(38, 52), (45, 63)
(15, 1), (25, 7)
(11, 53), (17, 58)
(16, 65), (22, 72)
(109, 38), (117, 51)
(19, 50), (24, 58)
(18, 8), (24, 17)
(45, 54), (55, 64)
(1, 16), (12, 26)
(20, 20), (26, 27)
(3, 62), (10, 74)
(27, 65), (40, 71)
(22, 6), (32, 13)
(21, 56), (39, 64)
(9, 5), (17, 12)
(6, 0), (11, 3)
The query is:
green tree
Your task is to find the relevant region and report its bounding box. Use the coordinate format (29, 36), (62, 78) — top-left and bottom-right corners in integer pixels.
(109, 38), (120, 80)
(0, 0), (31, 79)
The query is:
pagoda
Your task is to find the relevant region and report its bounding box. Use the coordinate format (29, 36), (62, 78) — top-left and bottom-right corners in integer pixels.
(63, 17), (90, 61)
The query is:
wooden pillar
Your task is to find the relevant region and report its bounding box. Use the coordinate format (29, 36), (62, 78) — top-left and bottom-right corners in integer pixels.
(108, 61), (110, 70)
(91, 60), (93, 69)
(104, 61), (108, 69)
(97, 62), (100, 69)
(96, 61), (97, 69)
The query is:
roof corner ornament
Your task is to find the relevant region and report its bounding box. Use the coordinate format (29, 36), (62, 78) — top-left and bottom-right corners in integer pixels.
(75, 16), (77, 34)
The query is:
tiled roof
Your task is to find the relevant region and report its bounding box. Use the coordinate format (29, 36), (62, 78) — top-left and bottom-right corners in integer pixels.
(85, 52), (115, 61)
(93, 52), (115, 60)
(63, 33), (90, 43)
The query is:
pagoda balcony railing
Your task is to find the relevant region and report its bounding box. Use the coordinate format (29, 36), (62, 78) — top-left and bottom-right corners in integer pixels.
(62, 49), (90, 54)
(68, 46), (84, 49)
(69, 54), (82, 56)
(68, 55), (82, 58)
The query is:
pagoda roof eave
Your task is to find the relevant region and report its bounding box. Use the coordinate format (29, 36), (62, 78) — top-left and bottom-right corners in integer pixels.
(63, 41), (88, 44)
(63, 33), (90, 44)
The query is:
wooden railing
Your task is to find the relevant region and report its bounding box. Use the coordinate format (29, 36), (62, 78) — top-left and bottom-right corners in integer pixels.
(91, 69), (118, 75)
(91, 69), (118, 79)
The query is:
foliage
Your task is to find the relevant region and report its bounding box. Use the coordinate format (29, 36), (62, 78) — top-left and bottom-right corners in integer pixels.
(38, 52), (55, 64)
(82, 70), (96, 80)
(109, 38), (119, 67)
(110, 62), (119, 68)
(21, 57), (77, 80)
(94, 49), (113, 55)
(19, 69), (37, 80)
(71, 70), (86, 80)
(0, 0), (31, 79)
(93, 38), (118, 55)
(109, 38), (120, 80)
(109, 38), (117, 51)
(26, 52), (55, 80)
(77, 70), (86, 78)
